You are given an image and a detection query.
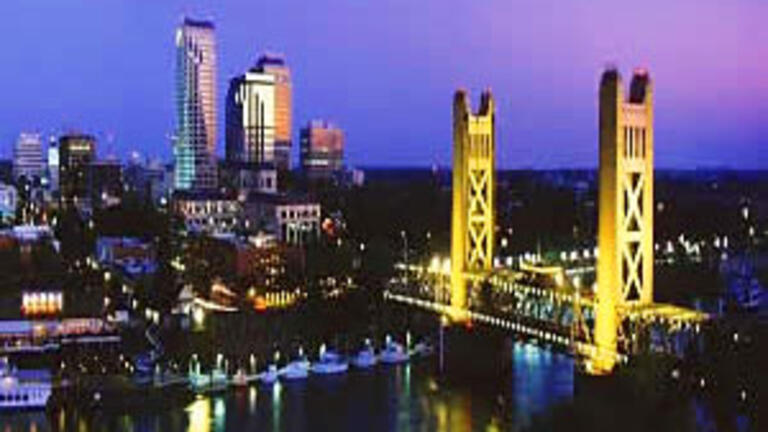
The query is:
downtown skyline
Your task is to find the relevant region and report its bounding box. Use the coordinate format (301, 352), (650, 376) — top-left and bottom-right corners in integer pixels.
(0, 0), (766, 169)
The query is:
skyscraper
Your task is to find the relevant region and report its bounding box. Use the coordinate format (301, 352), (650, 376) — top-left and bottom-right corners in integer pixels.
(300, 120), (344, 181)
(59, 133), (96, 207)
(47, 137), (59, 192)
(13, 133), (44, 182)
(226, 69), (276, 165)
(256, 53), (292, 171)
(175, 18), (218, 191)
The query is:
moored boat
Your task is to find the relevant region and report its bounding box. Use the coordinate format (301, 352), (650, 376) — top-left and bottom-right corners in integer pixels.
(351, 340), (377, 369)
(379, 337), (409, 364)
(311, 345), (348, 375)
(0, 358), (51, 410)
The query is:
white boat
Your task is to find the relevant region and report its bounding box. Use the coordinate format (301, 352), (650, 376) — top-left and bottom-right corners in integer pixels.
(280, 358), (310, 380)
(412, 341), (434, 357)
(379, 339), (409, 364)
(259, 365), (279, 385)
(211, 368), (228, 387)
(0, 358), (51, 410)
(351, 345), (377, 369)
(189, 368), (228, 390)
(311, 345), (348, 375)
(232, 369), (248, 387)
(188, 372), (211, 389)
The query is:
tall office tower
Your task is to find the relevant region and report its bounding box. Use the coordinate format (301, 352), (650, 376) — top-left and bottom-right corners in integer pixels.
(300, 120), (344, 181)
(256, 53), (292, 171)
(226, 69), (276, 164)
(595, 68), (654, 374)
(175, 18), (218, 191)
(13, 133), (44, 181)
(47, 137), (60, 192)
(450, 90), (495, 313)
(59, 133), (96, 207)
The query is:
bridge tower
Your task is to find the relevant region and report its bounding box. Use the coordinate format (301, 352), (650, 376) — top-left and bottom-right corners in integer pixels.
(595, 68), (654, 373)
(451, 90), (496, 312)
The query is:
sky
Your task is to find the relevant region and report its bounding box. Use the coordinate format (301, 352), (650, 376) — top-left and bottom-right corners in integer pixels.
(0, 0), (766, 169)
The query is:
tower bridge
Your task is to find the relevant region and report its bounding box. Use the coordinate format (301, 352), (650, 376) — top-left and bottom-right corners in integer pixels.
(385, 68), (707, 375)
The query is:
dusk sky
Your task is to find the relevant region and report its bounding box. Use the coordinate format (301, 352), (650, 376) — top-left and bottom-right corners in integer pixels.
(0, 0), (766, 169)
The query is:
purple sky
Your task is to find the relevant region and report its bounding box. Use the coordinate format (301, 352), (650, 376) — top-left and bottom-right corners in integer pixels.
(0, 0), (766, 169)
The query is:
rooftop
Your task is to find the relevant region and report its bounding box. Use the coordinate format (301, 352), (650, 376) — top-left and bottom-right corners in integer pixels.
(246, 191), (317, 206)
(183, 17), (215, 29)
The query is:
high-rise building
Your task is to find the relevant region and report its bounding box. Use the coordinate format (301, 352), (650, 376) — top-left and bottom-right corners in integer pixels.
(47, 137), (59, 193)
(300, 120), (344, 181)
(175, 18), (218, 191)
(59, 133), (96, 207)
(256, 54), (292, 171)
(595, 68), (654, 374)
(226, 69), (276, 165)
(13, 133), (44, 182)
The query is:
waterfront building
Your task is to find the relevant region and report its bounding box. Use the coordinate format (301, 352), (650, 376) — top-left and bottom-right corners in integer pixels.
(218, 234), (304, 290)
(244, 193), (320, 245)
(13, 133), (44, 182)
(173, 190), (241, 234)
(175, 18), (218, 191)
(59, 133), (96, 208)
(300, 120), (344, 181)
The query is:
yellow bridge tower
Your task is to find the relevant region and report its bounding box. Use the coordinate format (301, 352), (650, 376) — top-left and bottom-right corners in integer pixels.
(451, 90), (496, 313)
(595, 68), (655, 373)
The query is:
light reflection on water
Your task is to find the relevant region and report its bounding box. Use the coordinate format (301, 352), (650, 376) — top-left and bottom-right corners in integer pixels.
(0, 343), (624, 431)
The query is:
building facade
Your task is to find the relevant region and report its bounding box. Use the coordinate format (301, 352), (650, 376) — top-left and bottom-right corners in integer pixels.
(226, 71), (276, 165)
(173, 191), (241, 234)
(47, 138), (59, 193)
(219, 161), (278, 197)
(300, 120), (344, 181)
(244, 193), (320, 245)
(175, 18), (218, 191)
(13, 133), (44, 182)
(59, 133), (96, 208)
(256, 54), (292, 171)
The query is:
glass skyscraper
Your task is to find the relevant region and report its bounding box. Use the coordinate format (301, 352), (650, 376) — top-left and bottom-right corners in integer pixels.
(226, 53), (292, 171)
(174, 18), (218, 191)
(256, 54), (292, 171)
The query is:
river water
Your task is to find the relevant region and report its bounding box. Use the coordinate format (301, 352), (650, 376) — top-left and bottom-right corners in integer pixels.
(2, 253), (761, 431)
(0, 343), (575, 432)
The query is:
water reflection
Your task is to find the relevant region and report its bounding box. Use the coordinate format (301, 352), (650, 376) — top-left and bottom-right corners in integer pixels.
(0, 342), (725, 431)
(186, 397), (210, 432)
(510, 342), (574, 428)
